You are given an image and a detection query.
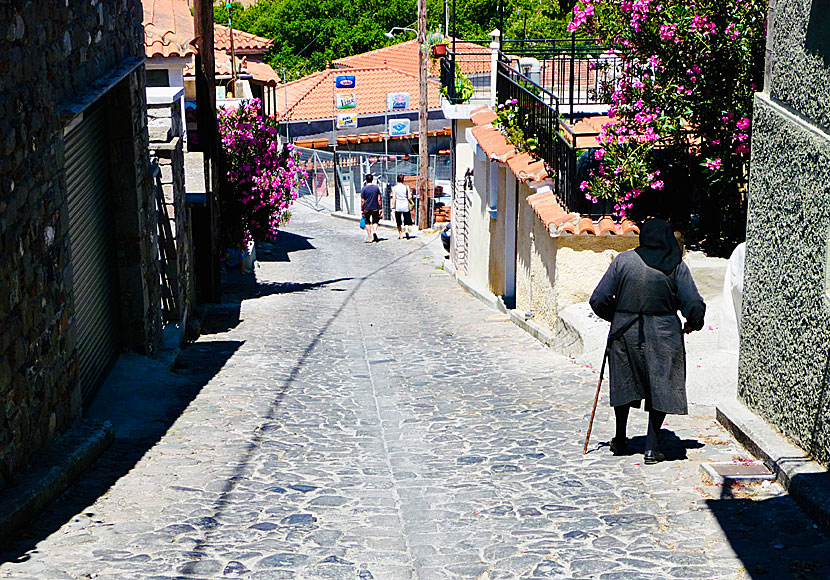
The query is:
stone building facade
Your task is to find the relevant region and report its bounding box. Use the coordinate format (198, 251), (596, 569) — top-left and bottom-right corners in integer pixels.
(740, 0), (830, 466)
(0, 0), (158, 485)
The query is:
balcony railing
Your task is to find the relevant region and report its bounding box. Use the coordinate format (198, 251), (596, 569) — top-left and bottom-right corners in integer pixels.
(440, 43), (494, 105)
(495, 59), (560, 171)
(501, 36), (621, 121)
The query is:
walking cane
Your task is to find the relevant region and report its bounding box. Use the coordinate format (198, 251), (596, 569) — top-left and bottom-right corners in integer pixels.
(583, 349), (609, 454)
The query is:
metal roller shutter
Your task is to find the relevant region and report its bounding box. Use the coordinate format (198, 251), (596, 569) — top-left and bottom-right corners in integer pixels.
(65, 102), (120, 406)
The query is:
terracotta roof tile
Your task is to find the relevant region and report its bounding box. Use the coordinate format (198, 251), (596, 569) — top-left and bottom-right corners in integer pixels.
(333, 39), (491, 78)
(270, 67), (441, 122)
(470, 108), (497, 126)
(214, 24), (274, 55)
(142, 0), (196, 58)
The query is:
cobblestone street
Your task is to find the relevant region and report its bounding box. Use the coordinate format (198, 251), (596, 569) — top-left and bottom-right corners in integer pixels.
(2, 201), (829, 580)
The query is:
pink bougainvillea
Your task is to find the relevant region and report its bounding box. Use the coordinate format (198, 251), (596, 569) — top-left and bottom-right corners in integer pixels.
(217, 99), (306, 248)
(569, 0), (767, 232)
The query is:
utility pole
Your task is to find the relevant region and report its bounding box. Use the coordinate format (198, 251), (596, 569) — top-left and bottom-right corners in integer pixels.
(418, 0), (429, 230)
(226, 3), (237, 97)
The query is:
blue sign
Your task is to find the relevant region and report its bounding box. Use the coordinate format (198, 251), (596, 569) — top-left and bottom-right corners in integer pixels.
(388, 118), (411, 137)
(335, 75), (355, 88)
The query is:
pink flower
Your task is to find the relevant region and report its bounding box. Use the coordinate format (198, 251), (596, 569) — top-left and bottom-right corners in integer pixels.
(705, 157), (722, 170)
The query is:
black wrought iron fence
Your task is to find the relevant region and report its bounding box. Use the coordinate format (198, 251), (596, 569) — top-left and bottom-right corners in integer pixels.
(441, 45), (493, 105)
(502, 36), (622, 120)
(495, 59), (560, 171)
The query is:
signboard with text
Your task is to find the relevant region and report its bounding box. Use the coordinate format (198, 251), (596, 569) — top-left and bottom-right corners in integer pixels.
(335, 93), (356, 109)
(388, 118), (411, 137)
(337, 113), (358, 128)
(334, 75), (355, 89)
(387, 92), (410, 111)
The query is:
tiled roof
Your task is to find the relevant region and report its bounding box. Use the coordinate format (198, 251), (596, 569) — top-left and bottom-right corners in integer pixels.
(274, 67), (442, 122)
(214, 24), (274, 55)
(561, 115), (608, 149)
(183, 51), (281, 84)
(527, 191), (638, 236)
(333, 39), (491, 78)
(470, 106), (638, 237)
(142, 0), (196, 58)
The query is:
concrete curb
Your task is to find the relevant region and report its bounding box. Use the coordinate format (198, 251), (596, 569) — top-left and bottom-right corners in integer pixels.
(0, 420), (114, 541)
(717, 398), (830, 531)
(454, 274), (596, 358)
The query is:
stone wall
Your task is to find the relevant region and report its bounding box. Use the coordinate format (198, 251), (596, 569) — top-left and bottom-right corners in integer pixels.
(740, 0), (830, 466)
(0, 0), (151, 484)
(149, 92), (194, 324)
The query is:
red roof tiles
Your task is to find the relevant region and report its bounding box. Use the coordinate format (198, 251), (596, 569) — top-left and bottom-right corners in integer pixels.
(214, 24), (274, 55)
(333, 39), (491, 78)
(471, 106), (638, 237)
(272, 67), (442, 122)
(142, 0), (196, 58)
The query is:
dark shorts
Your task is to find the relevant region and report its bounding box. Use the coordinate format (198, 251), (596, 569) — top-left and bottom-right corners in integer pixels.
(363, 210), (381, 224)
(395, 211), (413, 227)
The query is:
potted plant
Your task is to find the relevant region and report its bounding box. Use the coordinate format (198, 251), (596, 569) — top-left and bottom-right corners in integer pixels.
(428, 29), (447, 58)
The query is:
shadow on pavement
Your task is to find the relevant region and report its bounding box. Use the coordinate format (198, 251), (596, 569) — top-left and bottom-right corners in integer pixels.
(255, 231), (315, 262)
(0, 339), (242, 566)
(707, 481), (830, 579)
(203, 270), (354, 334)
(592, 429), (704, 461)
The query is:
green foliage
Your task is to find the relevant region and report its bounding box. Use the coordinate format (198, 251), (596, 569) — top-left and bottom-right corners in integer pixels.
(440, 62), (475, 103)
(216, 0), (572, 79)
(495, 98), (540, 156)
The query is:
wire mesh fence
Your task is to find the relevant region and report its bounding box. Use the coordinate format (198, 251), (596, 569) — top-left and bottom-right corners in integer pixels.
(294, 146), (452, 224)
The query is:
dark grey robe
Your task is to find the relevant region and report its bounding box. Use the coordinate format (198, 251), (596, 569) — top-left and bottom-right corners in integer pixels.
(589, 250), (706, 415)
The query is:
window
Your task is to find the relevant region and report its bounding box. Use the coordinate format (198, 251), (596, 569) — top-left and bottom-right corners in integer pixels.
(146, 69), (170, 88)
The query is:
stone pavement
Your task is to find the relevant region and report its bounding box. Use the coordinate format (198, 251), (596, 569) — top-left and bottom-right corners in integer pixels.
(2, 201), (829, 580)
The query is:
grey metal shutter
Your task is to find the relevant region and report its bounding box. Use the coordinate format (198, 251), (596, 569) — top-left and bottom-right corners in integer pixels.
(65, 103), (120, 406)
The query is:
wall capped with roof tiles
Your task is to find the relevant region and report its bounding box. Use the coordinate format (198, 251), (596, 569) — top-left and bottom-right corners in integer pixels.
(740, 0), (830, 467)
(0, 0), (150, 485)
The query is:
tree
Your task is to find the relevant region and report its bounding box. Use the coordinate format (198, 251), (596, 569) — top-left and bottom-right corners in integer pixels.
(569, 0), (767, 254)
(215, 0), (574, 79)
(216, 100), (306, 248)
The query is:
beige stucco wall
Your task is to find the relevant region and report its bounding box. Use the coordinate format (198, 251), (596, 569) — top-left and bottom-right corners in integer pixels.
(487, 165), (507, 296)
(554, 237), (640, 310)
(464, 152), (494, 292)
(515, 183), (560, 330)
(451, 119), (475, 274)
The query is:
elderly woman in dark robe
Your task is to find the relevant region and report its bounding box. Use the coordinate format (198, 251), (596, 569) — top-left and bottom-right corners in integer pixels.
(589, 218), (706, 464)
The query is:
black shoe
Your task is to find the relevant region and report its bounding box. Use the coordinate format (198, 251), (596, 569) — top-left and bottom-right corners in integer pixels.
(643, 450), (665, 464)
(609, 437), (628, 456)
(373, 233), (379, 242)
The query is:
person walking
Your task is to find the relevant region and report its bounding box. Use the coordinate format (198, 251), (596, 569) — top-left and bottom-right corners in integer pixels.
(360, 174), (382, 243)
(392, 174), (414, 239)
(589, 218), (705, 464)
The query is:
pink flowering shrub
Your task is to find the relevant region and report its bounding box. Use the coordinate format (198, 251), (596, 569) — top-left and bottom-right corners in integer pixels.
(217, 99), (306, 248)
(569, 0), (767, 251)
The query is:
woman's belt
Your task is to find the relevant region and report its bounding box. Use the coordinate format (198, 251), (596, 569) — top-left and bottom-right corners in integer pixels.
(608, 309), (675, 346)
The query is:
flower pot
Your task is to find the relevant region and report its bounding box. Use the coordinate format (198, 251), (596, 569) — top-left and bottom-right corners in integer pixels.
(431, 43), (447, 58)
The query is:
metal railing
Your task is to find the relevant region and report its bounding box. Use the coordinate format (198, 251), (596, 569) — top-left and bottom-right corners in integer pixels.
(495, 59), (560, 171)
(441, 44), (493, 105)
(501, 36), (622, 120)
